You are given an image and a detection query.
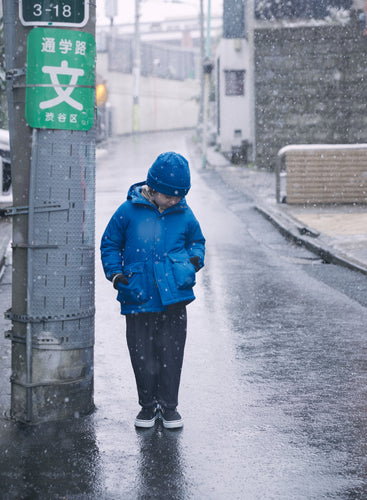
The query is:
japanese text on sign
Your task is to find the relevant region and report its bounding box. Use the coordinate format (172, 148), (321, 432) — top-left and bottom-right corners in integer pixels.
(26, 28), (96, 131)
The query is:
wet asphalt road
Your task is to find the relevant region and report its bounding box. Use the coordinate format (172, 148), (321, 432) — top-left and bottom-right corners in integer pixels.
(1, 131), (367, 499)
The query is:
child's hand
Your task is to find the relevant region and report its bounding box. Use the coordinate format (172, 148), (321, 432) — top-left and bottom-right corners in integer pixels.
(189, 256), (200, 272)
(112, 273), (129, 289)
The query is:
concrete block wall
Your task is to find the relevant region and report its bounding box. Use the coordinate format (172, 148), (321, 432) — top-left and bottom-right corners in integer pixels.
(97, 52), (199, 136)
(254, 14), (367, 169)
(278, 144), (367, 204)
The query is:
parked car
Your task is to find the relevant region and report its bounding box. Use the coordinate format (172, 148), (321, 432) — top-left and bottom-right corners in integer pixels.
(0, 129), (10, 201)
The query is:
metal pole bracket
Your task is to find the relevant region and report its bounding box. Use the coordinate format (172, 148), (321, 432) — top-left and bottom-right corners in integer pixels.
(6, 67), (26, 89)
(0, 201), (69, 217)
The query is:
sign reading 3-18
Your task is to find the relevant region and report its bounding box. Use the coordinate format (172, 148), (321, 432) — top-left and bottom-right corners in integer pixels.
(20, 1), (89, 27)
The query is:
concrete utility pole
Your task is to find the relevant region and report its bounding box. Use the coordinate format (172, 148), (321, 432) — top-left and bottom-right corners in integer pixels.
(198, 0), (205, 129)
(3, 0), (96, 424)
(202, 0), (213, 169)
(105, 0), (118, 27)
(247, 0), (256, 163)
(133, 0), (141, 134)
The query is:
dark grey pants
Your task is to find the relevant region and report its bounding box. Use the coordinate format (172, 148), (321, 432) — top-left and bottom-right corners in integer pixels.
(125, 303), (187, 410)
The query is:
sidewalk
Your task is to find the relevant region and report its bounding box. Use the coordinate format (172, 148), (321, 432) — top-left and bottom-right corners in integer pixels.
(206, 147), (367, 276)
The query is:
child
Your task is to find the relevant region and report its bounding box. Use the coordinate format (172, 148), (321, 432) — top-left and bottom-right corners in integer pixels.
(100, 152), (205, 429)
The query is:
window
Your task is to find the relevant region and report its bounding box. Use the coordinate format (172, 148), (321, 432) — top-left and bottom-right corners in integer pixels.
(225, 70), (245, 96)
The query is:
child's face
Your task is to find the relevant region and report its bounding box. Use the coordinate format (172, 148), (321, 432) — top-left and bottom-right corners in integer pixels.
(152, 191), (182, 211)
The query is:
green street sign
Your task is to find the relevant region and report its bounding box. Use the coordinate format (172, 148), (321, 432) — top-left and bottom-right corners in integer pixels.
(20, 1), (88, 27)
(25, 28), (95, 131)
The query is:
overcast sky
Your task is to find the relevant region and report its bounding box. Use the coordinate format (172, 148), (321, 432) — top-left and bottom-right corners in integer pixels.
(98, 0), (223, 25)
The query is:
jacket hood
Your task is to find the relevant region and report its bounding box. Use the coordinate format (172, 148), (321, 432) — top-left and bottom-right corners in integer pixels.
(127, 181), (187, 211)
(127, 181), (147, 202)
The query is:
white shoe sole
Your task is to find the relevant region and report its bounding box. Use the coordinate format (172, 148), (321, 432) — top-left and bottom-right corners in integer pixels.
(162, 417), (184, 429)
(134, 414), (158, 428)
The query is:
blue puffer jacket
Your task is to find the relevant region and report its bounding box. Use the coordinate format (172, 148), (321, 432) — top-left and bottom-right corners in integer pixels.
(100, 181), (205, 314)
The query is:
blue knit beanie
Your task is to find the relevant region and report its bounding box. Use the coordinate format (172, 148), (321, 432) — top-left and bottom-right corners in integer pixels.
(146, 152), (191, 197)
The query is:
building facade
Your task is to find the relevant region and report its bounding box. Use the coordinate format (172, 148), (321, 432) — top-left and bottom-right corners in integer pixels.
(215, 0), (367, 168)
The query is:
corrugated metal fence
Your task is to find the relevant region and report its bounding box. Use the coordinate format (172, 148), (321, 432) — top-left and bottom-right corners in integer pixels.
(106, 36), (198, 81)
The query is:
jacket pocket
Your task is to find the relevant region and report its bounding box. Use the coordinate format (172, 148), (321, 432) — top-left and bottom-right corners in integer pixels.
(168, 253), (196, 290)
(117, 262), (148, 305)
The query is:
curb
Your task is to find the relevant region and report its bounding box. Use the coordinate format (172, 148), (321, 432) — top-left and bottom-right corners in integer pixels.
(255, 203), (367, 276)
(202, 144), (367, 277)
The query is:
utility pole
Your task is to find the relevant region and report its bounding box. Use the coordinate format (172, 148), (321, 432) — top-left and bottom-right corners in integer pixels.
(133, 0), (141, 134)
(202, 0), (213, 169)
(247, 0), (256, 163)
(198, 0), (205, 129)
(3, 0), (96, 424)
(105, 0), (118, 27)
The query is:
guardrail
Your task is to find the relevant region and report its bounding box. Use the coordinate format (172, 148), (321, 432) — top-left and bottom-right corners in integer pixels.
(276, 144), (367, 204)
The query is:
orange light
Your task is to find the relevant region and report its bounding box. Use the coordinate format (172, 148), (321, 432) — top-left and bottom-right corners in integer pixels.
(96, 83), (108, 106)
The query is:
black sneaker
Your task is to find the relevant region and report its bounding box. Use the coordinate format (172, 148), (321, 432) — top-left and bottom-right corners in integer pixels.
(134, 407), (158, 428)
(161, 407), (184, 429)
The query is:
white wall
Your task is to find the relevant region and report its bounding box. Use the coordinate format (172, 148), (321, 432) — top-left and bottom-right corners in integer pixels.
(216, 37), (254, 154)
(97, 52), (200, 135)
